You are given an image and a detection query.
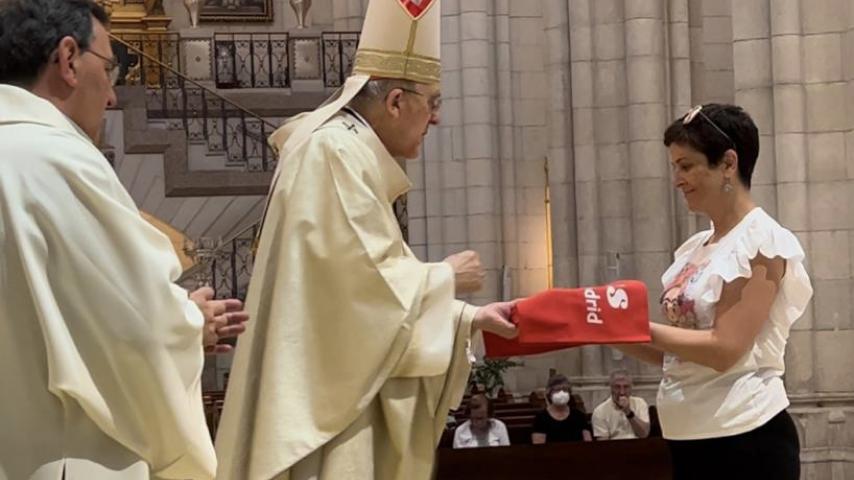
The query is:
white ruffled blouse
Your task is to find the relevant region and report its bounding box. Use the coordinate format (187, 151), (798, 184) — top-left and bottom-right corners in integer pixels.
(656, 207), (813, 440)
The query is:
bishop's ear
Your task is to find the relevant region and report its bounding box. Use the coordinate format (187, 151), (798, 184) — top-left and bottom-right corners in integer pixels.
(384, 87), (405, 119)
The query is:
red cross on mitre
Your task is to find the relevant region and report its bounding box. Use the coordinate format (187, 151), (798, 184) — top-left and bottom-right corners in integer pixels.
(397, 0), (435, 20)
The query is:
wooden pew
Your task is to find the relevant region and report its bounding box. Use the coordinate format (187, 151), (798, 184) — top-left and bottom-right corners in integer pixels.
(435, 438), (672, 480)
(506, 425), (533, 445)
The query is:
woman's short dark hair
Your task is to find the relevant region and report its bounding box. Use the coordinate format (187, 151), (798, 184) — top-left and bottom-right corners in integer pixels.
(0, 0), (109, 87)
(663, 103), (760, 188)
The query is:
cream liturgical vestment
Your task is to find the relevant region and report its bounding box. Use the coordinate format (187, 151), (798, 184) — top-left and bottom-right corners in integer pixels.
(0, 85), (216, 480)
(215, 0), (477, 478)
(215, 108), (477, 480)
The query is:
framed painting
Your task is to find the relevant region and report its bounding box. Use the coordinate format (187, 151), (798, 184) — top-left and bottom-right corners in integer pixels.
(200, 0), (273, 23)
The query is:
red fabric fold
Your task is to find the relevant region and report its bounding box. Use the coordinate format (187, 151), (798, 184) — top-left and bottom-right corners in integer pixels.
(484, 281), (651, 358)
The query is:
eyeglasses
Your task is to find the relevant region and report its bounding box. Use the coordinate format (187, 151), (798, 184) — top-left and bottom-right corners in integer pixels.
(683, 105), (736, 150)
(397, 87), (443, 114)
(84, 49), (120, 86)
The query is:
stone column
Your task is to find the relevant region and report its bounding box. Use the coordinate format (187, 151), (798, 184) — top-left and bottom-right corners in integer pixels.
(591, 0), (632, 377)
(701, 0), (734, 104)
(409, 0), (466, 262)
(671, 0), (701, 241)
(624, 0), (673, 378)
(509, 0), (551, 300)
(459, 0), (502, 304)
(730, 0), (854, 477)
(796, 0), (854, 476)
(732, 0), (778, 216)
(543, 0), (583, 379)
(330, 0), (365, 30)
(543, 0), (578, 288)
(413, 0), (505, 312)
(494, 0), (518, 303)
(565, 0), (606, 379)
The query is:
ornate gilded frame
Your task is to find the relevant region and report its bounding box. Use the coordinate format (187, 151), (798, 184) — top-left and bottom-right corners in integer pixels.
(200, 0), (274, 23)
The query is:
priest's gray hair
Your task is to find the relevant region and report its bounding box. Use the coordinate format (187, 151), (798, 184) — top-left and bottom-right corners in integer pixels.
(349, 78), (420, 111)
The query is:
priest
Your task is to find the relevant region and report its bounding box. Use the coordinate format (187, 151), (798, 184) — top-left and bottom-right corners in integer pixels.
(0, 1), (247, 478)
(214, 1), (517, 479)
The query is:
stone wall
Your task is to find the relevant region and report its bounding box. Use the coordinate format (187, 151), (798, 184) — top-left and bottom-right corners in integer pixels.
(729, 1), (854, 477)
(416, 0), (854, 476)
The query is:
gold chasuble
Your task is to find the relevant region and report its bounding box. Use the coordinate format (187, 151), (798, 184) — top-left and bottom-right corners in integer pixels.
(214, 1), (476, 479)
(0, 85), (215, 480)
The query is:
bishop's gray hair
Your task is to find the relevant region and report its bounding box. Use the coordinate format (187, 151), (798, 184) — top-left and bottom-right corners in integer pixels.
(348, 78), (419, 112)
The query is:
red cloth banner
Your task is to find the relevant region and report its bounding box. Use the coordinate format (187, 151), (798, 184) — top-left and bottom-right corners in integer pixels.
(484, 280), (651, 358)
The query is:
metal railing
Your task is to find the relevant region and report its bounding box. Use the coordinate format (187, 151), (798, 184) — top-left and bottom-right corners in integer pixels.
(114, 31), (360, 91)
(214, 32), (290, 89)
(321, 32), (360, 88)
(110, 33), (407, 294)
(181, 223), (259, 301)
(178, 195), (407, 299)
(110, 34), (280, 172)
(112, 32), (181, 89)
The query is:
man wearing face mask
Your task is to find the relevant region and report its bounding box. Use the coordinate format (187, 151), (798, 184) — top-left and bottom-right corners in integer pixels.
(591, 370), (650, 440)
(531, 374), (592, 444)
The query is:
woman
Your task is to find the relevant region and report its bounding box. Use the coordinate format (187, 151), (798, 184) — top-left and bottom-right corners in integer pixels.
(531, 374), (592, 444)
(618, 104), (812, 479)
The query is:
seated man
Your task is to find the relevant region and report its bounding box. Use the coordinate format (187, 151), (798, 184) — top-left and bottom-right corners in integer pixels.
(531, 375), (592, 444)
(592, 370), (650, 440)
(453, 394), (510, 448)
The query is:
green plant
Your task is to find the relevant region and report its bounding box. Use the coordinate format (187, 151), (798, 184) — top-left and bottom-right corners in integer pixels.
(470, 358), (521, 398)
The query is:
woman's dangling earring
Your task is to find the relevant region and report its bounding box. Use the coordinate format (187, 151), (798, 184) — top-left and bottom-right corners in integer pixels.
(723, 178), (734, 193)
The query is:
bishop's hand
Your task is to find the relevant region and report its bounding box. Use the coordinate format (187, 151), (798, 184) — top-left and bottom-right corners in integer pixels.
(473, 301), (519, 339)
(444, 250), (485, 294)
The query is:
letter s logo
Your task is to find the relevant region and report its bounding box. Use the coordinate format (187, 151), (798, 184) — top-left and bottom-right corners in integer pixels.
(606, 286), (629, 310)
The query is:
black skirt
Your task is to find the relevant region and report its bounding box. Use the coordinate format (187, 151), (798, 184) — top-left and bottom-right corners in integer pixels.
(667, 409), (800, 480)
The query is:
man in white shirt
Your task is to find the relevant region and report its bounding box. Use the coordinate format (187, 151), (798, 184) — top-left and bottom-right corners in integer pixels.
(592, 370), (650, 440)
(453, 394), (510, 448)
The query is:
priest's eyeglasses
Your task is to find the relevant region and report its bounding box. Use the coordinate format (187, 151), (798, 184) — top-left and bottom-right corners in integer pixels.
(683, 105), (736, 150)
(398, 87), (443, 114)
(85, 49), (121, 86)
(53, 48), (120, 86)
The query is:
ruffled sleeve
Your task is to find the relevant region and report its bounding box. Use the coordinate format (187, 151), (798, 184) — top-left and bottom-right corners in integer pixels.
(699, 210), (813, 326)
(660, 230), (711, 287)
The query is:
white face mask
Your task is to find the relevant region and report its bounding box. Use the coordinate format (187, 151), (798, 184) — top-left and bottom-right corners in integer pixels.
(550, 391), (570, 406)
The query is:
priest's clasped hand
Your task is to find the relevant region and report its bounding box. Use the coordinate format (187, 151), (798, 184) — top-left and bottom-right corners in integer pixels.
(473, 301), (519, 339)
(190, 286), (250, 354)
(444, 250), (486, 294)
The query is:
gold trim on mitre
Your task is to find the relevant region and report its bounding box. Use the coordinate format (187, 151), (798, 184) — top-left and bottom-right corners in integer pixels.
(352, 0), (441, 84)
(353, 48), (440, 84)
